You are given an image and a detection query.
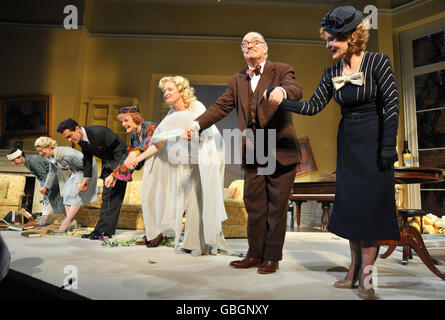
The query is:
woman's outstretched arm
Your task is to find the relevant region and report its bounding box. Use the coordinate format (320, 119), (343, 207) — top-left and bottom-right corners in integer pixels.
(272, 68), (334, 116)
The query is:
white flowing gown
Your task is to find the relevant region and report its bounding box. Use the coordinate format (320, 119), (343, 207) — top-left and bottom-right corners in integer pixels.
(141, 100), (232, 255)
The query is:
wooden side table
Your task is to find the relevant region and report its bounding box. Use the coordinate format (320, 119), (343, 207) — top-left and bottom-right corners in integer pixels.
(290, 181), (336, 230)
(379, 167), (445, 280)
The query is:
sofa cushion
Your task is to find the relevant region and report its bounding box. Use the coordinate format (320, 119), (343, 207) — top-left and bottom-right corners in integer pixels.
(76, 205), (145, 230)
(89, 180), (103, 207)
(82, 204), (101, 209)
(223, 198), (245, 206)
(0, 174), (25, 200)
(222, 224), (247, 238)
(228, 179), (244, 200)
(128, 181), (142, 205)
(121, 204), (141, 212)
(0, 174), (25, 219)
(85, 179), (144, 208)
(0, 181), (8, 199)
(223, 188), (237, 200)
(0, 199), (18, 206)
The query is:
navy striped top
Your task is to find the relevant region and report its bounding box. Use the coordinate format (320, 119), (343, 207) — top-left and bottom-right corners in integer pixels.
(282, 51), (399, 148)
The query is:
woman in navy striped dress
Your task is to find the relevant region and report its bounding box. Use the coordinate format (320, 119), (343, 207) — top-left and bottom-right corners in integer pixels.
(273, 6), (400, 299)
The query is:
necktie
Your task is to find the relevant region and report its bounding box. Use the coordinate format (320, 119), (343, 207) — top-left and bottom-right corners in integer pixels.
(78, 140), (90, 151)
(246, 65), (262, 76)
(332, 72), (364, 90)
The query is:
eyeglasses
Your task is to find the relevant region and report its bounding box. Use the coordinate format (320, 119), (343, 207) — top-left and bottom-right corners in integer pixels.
(241, 39), (265, 49)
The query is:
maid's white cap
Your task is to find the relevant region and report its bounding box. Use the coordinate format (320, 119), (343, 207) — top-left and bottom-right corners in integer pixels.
(6, 149), (22, 161)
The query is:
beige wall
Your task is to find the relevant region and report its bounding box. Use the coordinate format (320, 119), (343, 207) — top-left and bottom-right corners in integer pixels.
(1, 0), (444, 182)
(0, 26), (85, 150)
(79, 35), (338, 177)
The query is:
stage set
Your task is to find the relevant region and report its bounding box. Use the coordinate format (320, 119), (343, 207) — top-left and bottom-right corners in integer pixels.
(2, 219), (445, 300)
(2, 0), (445, 302)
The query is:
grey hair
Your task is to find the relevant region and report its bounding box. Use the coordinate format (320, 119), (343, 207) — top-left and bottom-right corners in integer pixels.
(241, 31), (269, 57)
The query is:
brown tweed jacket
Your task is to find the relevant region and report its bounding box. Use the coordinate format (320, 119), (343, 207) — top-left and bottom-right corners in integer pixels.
(196, 60), (303, 167)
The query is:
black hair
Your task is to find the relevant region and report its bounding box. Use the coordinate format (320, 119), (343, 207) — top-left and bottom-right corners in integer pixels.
(57, 118), (80, 133)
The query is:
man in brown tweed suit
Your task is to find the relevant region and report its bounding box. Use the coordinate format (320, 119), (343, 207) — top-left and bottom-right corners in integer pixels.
(185, 31), (302, 273)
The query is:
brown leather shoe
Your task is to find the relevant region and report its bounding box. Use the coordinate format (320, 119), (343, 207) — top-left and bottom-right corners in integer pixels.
(229, 257), (262, 269)
(146, 233), (164, 247)
(258, 260), (279, 274)
(135, 235), (148, 246)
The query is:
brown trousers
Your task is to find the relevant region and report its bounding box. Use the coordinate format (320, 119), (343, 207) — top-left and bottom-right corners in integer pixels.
(244, 163), (297, 261)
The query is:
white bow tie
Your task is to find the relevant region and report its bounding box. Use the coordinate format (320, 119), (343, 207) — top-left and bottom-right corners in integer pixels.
(332, 72), (364, 90)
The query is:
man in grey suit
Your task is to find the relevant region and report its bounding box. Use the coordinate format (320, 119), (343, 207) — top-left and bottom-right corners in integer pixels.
(57, 118), (127, 239)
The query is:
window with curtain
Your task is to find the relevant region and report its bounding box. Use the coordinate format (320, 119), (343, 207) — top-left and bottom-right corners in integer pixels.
(401, 19), (445, 216)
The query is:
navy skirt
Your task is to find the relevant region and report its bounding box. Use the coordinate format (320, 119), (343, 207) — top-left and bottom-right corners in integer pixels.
(328, 112), (400, 241)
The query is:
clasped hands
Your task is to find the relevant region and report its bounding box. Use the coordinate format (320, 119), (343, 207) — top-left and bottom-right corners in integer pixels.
(183, 87), (284, 140)
(183, 121), (200, 141)
(124, 151), (140, 170)
(262, 86), (285, 106)
(102, 151), (141, 189)
(99, 151), (141, 189)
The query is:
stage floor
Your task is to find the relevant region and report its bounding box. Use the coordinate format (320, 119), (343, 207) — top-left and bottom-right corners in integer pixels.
(2, 229), (445, 300)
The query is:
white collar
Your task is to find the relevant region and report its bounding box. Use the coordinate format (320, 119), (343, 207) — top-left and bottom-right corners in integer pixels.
(81, 127), (89, 143)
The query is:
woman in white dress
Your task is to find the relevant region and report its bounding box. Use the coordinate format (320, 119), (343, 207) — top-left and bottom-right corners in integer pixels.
(35, 137), (98, 232)
(127, 76), (231, 256)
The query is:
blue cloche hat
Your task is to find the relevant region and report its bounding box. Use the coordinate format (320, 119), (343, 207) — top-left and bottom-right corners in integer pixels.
(321, 5), (364, 35)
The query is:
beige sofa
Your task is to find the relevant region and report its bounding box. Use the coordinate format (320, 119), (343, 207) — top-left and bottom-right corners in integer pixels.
(75, 178), (249, 238)
(222, 179), (248, 238)
(75, 179), (145, 230)
(0, 174), (26, 219)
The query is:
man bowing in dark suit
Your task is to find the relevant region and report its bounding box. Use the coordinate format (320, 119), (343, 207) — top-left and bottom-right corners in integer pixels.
(57, 118), (128, 240)
(185, 31), (303, 274)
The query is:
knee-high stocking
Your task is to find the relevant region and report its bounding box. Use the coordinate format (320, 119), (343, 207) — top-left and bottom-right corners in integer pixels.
(344, 240), (362, 281)
(359, 241), (380, 288)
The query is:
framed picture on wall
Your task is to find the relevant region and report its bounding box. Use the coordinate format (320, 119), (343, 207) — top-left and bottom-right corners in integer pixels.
(1, 95), (51, 138)
(296, 136), (317, 177)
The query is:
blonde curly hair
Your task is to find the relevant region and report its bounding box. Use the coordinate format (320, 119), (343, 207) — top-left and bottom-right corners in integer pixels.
(320, 19), (369, 55)
(34, 136), (57, 149)
(158, 76), (196, 107)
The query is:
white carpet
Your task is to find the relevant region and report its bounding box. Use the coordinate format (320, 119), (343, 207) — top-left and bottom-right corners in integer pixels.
(2, 230), (445, 300)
